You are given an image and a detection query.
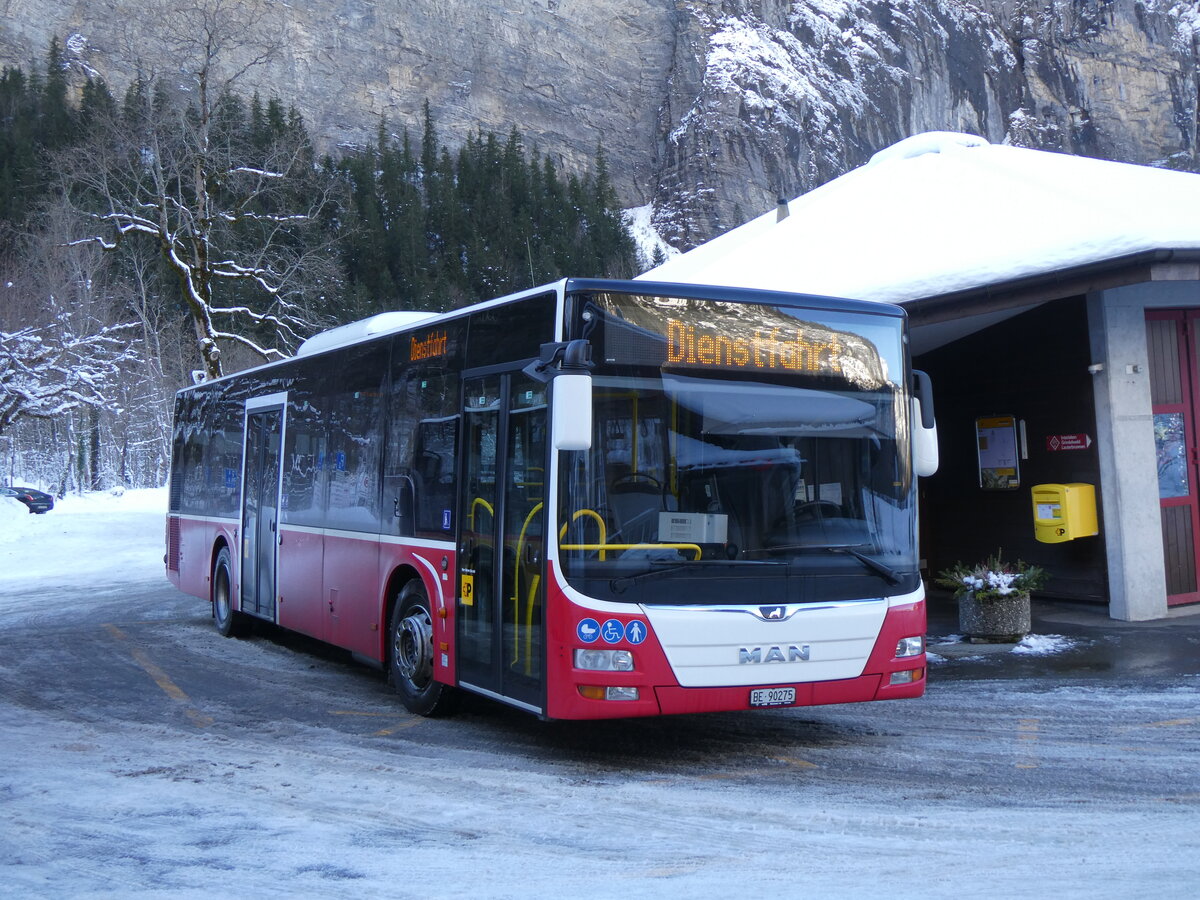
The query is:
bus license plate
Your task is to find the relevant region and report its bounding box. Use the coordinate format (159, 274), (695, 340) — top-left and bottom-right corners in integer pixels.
(750, 687), (796, 707)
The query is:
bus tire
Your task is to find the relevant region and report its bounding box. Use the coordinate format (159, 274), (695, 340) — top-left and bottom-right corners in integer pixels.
(390, 579), (454, 716)
(212, 546), (246, 638)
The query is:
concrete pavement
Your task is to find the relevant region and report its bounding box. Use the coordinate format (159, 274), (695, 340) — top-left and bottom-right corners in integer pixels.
(924, 589), (1200, 680)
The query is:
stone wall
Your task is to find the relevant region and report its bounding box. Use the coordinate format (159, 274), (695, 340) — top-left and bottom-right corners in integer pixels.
(2, 0), (1196, 249)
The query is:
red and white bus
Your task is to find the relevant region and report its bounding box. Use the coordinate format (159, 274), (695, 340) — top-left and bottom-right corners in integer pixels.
(167, 278), (938, 719)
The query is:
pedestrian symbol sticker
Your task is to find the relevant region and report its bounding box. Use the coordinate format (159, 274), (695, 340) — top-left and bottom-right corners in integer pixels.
(577, 618), (600, 643)
(601, 619), (624, 644)
(625, 620), (647, 644)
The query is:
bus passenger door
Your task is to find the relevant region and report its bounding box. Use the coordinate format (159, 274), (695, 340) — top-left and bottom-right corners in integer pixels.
(241, 396), (286, 621)
(457, 372), (547, 711)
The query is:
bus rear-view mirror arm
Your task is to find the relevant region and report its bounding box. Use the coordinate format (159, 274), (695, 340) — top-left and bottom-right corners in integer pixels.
(525, 340), (594, 452)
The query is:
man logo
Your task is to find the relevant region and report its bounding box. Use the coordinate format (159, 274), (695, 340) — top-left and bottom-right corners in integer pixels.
(739, 645), (811, 664)
(759, 606), (787, 620)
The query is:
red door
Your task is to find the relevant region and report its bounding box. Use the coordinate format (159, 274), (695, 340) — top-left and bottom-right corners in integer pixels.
(1146, 310), (1200, 606)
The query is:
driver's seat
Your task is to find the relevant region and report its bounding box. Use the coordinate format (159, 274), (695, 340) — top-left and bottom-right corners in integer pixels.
(608, 477), (663, 544)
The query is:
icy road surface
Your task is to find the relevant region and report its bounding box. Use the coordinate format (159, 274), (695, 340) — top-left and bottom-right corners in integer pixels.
(1, 490), (1197, 898)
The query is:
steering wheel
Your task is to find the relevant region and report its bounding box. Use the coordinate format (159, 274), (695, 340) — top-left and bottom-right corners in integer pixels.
(611, 472), (663, 491)
(793, 499), (843, 519)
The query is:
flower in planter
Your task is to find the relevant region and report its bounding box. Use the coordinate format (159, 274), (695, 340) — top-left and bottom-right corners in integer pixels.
(935, 553), (1048, 601)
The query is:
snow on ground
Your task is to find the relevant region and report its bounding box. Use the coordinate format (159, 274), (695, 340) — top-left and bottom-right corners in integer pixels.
(928, 631), (1081, 661)
(0, 488), (167, 609)
(1013, 633), (1078, 655)
(2, 492), (1198, 897)
(623, 204), (679, 270)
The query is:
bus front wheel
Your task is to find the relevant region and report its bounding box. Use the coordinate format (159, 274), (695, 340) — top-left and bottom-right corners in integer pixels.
(389, 580), (455, 716)
(212, 547), (247, 637)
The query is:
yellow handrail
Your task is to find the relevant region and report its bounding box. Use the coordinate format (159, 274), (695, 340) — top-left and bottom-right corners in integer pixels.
(523, 574), (540, 675)
(469, 496), (494, 530)
(559, 509), (608, 560)
(559, 542), (703, 560)
(511, 502), (544, 670)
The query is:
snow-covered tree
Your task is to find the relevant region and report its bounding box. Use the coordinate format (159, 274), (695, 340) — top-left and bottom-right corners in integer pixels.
(0, 294), (137, 437)
(56, 0), (342, 380)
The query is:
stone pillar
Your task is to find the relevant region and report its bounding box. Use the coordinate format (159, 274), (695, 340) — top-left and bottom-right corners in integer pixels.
(1088, 284), (1187, 620)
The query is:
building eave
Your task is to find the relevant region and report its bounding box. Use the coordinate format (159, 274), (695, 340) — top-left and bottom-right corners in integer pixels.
(903, 248), (1200, 328)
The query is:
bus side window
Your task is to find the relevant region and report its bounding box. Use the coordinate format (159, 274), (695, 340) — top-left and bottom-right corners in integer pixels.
(325, 345), (387, 533)
(283, 380), (327, 528)
(413, 415), (458, 537)
(387, 366), (459, 539)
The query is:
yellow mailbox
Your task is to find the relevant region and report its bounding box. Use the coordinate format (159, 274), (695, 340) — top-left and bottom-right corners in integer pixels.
(1031, 483), (1098, 543)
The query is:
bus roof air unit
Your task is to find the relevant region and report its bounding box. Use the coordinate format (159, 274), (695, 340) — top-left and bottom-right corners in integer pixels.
(295, 310), (437, 357)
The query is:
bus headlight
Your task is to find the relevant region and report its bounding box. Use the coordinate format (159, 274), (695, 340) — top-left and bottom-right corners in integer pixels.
(574, 648), (634, 671)
(896, 636), (924, 658)
(578, 685), (640, 701)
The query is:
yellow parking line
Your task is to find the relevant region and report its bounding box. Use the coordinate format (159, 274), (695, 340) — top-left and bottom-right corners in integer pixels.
(329, 709), (423, 735)
(329, 710), (400, 717)
(104, 624), (213, 728)
(1016, 717), (1039, 769)
(771, 755), (819, 769)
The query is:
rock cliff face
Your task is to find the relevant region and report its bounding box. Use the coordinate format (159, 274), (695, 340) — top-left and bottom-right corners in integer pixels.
(2, 1), (1197, 251)
(653, 0), (1199, 246)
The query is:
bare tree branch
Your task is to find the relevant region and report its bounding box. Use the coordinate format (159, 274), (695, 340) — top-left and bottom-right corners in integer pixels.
(53, 0), (342, 380)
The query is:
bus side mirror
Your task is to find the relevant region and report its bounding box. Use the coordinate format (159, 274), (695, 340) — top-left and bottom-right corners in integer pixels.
(913, 398), (939, 477)
(552, 373), (592, 450)
(911, 370), (938, 477)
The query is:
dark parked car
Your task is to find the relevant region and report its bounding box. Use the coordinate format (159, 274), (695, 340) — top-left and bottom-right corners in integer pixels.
(1, 486), (54, 514)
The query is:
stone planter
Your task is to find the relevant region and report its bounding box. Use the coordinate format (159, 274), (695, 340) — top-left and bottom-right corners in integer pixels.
(958, 591), (1031, 643)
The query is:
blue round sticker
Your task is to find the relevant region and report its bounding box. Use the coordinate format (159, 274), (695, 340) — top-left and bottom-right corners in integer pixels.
(601, 618), (625, 644)
(576, 618), (600, 643)
(624, 620), (648, 645)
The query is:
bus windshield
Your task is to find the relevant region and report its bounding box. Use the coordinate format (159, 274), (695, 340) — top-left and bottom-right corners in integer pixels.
(557, 291), (919, 606)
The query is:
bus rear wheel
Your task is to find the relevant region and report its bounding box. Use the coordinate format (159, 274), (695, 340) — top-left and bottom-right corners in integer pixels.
(212, 546), (247, 637)
(389, 580), (455, 716)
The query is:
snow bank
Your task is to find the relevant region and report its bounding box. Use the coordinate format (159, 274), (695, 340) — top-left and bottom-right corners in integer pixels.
(0, 488), (168, 603)
(1013, 633), (1078, 655)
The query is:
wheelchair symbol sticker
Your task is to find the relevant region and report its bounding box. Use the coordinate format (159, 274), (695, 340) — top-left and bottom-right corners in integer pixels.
(601, 619), (624, 644)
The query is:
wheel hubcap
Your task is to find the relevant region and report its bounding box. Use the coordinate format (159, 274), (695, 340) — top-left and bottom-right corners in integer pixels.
(215, 571), (230, 622)
(395, 608), (433, 686)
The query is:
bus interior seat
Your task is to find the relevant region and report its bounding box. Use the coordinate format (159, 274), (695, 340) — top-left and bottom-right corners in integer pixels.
(608, 475), (663, 544)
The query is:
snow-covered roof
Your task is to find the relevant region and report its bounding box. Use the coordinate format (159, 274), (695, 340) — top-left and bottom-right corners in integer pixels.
(639, 132), (1200, 305)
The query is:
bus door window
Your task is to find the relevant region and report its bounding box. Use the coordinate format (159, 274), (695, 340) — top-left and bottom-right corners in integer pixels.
(241, 404), (283, 620)
(504, 378), (546, 688)
(457, 372), (547, 708)
(458, 376), (501, 679)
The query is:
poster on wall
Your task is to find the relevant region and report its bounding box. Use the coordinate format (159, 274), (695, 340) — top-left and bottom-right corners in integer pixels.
(976, 415), (1020, 490)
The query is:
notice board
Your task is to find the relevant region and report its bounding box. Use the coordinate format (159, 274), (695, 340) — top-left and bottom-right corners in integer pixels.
(976, 415), (1020, 490)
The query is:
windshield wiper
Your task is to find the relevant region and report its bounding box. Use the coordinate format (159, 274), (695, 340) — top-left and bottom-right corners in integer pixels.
(747, 542), (902, 585)
(610, 559), (784, 594)
(830, 545), (902, 585)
